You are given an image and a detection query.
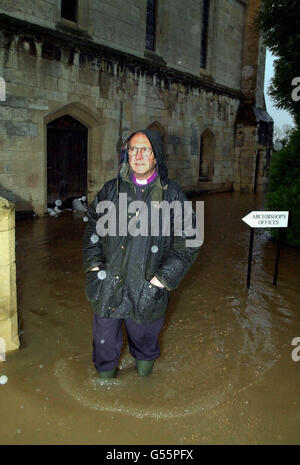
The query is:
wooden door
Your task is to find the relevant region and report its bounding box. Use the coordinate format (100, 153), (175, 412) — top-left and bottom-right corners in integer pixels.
(47, 115), (88, 204)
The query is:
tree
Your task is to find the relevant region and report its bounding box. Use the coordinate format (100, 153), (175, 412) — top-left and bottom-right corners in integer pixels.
(258, 2), (300, 247)
(273, 124), (293, 146)
(257, 0), (300, 125)
(267, 128), (300, 248)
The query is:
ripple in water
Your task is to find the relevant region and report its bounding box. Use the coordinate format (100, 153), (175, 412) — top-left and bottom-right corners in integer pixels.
(54, 296), (278, 419)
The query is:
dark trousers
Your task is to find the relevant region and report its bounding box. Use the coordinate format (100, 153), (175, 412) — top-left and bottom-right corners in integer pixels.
(92, 314), (165, 372)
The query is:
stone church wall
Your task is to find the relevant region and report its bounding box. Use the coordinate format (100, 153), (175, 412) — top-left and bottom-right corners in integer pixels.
(0, 0), (272, 215)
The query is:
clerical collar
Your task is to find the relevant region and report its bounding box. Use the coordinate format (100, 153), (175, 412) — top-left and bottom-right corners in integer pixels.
(131, 170), (158, 186)
(135, 178), (147, 185)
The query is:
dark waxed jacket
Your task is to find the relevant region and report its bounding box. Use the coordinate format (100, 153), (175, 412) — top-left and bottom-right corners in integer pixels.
(82, 129), (201, 323)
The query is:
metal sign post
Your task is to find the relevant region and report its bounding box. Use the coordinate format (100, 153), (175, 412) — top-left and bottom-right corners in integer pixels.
(242, 211), (289, 287)
(246, 228), (255, 288)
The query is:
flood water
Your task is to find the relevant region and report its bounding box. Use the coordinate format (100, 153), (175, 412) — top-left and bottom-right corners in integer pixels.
(0, 191), (299, 445)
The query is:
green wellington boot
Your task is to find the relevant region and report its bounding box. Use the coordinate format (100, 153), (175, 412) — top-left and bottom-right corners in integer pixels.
(98, 368), (117, 379)
(135, 359), (155, 376)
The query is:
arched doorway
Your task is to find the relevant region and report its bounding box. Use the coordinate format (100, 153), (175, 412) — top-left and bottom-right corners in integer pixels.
(147, 121), (166, 143)
(199, 128), (215, 180)
(47, 114), (88, 204)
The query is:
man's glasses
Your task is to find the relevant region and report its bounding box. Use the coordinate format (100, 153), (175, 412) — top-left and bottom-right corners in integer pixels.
(127, 146), (153, 158)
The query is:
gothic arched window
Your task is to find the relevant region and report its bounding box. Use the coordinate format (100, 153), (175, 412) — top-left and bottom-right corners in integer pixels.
(200, 0), (210, 69)
(61, 0), (78, 23)
(146, 0), (157, 51)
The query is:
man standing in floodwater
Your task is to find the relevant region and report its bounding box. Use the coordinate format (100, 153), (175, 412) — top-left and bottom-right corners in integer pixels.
(82, 129), (201, 379)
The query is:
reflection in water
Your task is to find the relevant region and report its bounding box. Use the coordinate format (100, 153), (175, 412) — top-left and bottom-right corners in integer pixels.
(2, 191), (299, 444)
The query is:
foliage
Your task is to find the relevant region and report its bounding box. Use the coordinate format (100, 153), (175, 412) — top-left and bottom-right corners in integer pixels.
(267, 128), (300, 247)
(257, 0), (300, 124)
(274, 124), (294, 147)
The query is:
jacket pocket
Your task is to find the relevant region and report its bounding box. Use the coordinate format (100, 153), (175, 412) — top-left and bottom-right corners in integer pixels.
(146, 281), (165, 298)
(138, 280), (165, 312)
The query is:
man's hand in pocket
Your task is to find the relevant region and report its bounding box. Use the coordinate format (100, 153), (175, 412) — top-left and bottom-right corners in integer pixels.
(150, 276), (164, 288)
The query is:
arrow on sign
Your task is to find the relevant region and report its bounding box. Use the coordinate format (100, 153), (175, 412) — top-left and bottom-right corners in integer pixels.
(242, 211), (289, 228)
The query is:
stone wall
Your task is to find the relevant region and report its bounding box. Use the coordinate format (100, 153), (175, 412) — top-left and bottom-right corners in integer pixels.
(236, 0), (273, 193)
(241, 0), (262, 102)
(0, 16), (241, 215)
(0, 0), (249, 90)
(212, 0), (247, 90)
(233, 125), (271, 193)
(0, 0), (272, 214)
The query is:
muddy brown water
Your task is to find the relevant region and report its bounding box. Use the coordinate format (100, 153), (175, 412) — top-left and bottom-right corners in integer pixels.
(0, 192), (299, 445)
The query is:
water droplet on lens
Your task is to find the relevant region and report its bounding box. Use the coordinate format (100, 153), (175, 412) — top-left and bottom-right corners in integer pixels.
(90, 234), (99, 243)
(55, 199), (62, 206)
(151, 245), (158, 253)
(97, 270), (107, 280)
(83, 216), (89, 222)
(0, 375), (8, 385)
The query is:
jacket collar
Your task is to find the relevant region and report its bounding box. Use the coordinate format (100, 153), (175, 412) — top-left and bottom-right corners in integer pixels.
(118, 166), (167, 190)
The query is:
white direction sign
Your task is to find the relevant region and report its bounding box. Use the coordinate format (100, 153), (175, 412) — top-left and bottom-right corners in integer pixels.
(242, 211), (289, 228)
